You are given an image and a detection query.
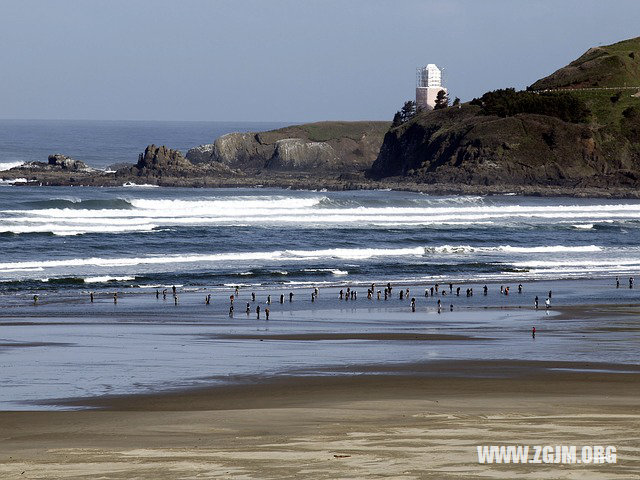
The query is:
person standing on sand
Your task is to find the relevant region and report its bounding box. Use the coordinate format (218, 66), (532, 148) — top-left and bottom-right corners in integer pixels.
(267, 295), (271, 304)
(251, 292), (255, 302)
(230, 295), (235, 304)
(518, 284), (523, 294)
(377, 290), (381, 300)
(457, 286), (461, 296)
(483, 285), (488, 295)
(384, 290), (388, 300)
(616, 276), (620, 288)
(246, 302), (250, 314)
(535, 296), (539, 309)
(339, 289), (344, 299)
(172, 285), (176, 296)
(532, 326), (536, 338)
(545, 297), (551, 309)
(156, 289), (159, 299)
(256, 305), (260, 319)
(33, 295), (38, 305)
(548, 290), (552, 299)
(280, 294), (284, 304)
(265, 307), (270, 320)
(289, 292), (294, 302)
(399, 290), (404, 300)
(113, 292), (118, 304)
(630, 277), (634, 289)
(411, 297), (416, 312)
(174, 295), (178, 306)
(449, 283), (453, 293)
(90, 292), (94, 303)
(229, 304), (234, 317)
(162, 289), (167, 300)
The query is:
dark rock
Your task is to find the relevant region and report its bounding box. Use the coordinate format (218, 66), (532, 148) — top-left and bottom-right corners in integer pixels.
(47, 154), (90, 171)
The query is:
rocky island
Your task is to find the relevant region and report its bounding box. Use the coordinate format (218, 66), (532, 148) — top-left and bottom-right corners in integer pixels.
(2, 36), (640, 197)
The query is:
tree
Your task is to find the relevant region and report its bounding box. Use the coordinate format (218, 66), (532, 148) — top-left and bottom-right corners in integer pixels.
(400, 101), (417, 121)
(452, 97), (461, 107)
(392, 100), (417, 127)
(434, 90), (449, 110)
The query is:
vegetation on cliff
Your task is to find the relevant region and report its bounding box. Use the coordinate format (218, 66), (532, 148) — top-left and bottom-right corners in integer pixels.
(370, 36), (640, 190)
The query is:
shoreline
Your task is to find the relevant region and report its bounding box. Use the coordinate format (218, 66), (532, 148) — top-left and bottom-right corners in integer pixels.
(50, 358), (640, 411)
(3, 170), (640, 199)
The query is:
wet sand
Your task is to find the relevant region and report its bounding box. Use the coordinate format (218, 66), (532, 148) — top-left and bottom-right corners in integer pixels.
(2, 361), (640, 479)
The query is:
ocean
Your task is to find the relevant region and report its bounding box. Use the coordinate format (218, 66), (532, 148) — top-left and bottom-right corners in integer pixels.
(0, 186), (639, 295)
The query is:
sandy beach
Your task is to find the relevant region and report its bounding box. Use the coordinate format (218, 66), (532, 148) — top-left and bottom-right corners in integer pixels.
(1, 360), (639, 479)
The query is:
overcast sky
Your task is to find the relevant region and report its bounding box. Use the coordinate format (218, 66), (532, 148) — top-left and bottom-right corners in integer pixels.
(1, 0), (638, 122)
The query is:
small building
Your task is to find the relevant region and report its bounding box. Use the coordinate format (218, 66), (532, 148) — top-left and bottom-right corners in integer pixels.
(416, 64), (447, 110)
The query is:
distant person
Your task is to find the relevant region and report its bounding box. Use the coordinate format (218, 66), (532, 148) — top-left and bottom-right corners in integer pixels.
(450, 304), (453, 311)
(449, 283), (453, 293)
(630, 277), (635, 289)
(500, 285), (504, 294)
(545, 297), (551, 309)
(155, 289), (159, 299)
(265, 307), (270, 320)
(314, 287), (319, 297)
(251, 292), (256, 302)
(33, 294), (38, 305)
(616, 276), (620, 288)
(172, 285), (176, 295)
(532, 326), (536, 338)
(311, 293), (315, 302)
(518, 284), (523, 294)
(399, 290), (404, 300)
(90, 292), (94, 303)
(377, 290), (381, 300)
(113, 292), (118, 304)
(387, 282), (392, 294)
(229, 304), (234, 317)
(411, 297), (416, 312)
(280, 294), (284, 304)
(430, 287), (434, 296)
(483, 285), (488, 295)
(267, 295), (271, 304)
(162, 289), (167, 300)
(339, 289), (344, 299)
(534, 296), (539, 309)
(548, 290), (552, 299)
(174, 295), (178, 306)
(230, 295), (234, 304)
(289, 292), (294, 302)
(435, 283), (439, 293)
(234, 286), (239, 296)
(246, 302), (250, 314)
(456, 287), (460, 296)
(256, 305), (260, 319)
(384, 290), (388, 300)
(424, 289), (429, 297)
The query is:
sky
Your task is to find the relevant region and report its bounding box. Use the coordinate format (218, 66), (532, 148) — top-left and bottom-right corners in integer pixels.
(1, 0), (639, 122)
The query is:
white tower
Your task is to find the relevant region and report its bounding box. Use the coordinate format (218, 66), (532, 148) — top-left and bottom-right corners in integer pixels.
(416, 64), (447, 110)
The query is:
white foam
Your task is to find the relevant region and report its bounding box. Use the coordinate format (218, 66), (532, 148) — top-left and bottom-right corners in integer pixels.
(0, 161), (24, 171)
(84, 276), (136, 283)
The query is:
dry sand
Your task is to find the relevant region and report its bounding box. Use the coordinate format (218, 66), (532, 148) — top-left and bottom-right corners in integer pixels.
(1, 361), (639, 479)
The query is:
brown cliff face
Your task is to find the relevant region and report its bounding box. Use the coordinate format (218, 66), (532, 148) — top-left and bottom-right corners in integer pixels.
(186, 121), (390, 174)
(369, 36), (640, 191)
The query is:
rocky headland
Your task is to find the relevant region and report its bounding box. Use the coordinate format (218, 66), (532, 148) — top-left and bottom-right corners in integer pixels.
(2, 36), (640, 197)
